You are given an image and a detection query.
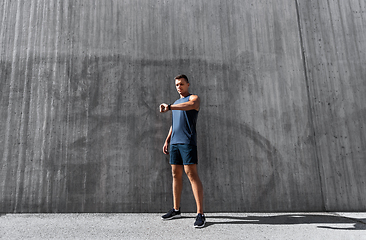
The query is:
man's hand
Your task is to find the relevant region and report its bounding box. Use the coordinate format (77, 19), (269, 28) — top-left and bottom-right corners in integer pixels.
(159, 103), (169, 113)
(163, 141), (169, 155)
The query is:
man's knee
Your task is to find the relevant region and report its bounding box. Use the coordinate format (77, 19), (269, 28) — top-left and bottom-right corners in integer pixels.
(171, 166), (183, 178)
(184, 165), (199, 180)
(172, 171), (182, 179)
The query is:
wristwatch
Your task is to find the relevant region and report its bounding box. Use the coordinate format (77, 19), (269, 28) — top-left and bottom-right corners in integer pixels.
(168, 104), (171, 110)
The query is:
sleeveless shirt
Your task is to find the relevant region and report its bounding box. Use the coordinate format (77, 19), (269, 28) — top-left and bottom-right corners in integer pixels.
(170, 94), (199, 146)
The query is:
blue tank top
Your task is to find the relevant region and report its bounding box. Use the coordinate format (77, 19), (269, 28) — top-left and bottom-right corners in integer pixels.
(170, 95), (199, 146)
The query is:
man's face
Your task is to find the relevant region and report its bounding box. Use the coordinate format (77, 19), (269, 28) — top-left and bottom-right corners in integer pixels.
(175, 78), (190, 96)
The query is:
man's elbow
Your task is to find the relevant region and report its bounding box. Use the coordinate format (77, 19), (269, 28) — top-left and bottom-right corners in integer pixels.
(192, 101), (200, 110)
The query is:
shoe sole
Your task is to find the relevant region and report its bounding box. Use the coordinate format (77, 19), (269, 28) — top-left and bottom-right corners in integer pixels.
(161, 214), (181, 220)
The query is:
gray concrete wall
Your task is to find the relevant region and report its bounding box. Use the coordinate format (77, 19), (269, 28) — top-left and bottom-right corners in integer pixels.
(0, 0), (365, 213)
(298, 0), (366, 211)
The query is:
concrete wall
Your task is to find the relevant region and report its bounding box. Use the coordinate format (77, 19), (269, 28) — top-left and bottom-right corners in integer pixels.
(0, 0), (365, 213)
(298, 0), (366, 211)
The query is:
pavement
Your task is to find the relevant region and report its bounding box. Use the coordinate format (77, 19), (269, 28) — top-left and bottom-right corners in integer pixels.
(1, 212), (366, 239)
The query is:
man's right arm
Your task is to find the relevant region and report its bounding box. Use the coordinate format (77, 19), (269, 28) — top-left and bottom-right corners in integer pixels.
(163, 126), (172, 155)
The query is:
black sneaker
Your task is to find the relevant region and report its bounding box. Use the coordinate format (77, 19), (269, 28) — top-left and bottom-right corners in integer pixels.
(194, 213), (206, 228)
(161, 208), (181, 220)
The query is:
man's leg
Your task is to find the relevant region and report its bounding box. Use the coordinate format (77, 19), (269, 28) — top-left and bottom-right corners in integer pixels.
(172, 164), (184, 210)
(184, 164), (204, 214)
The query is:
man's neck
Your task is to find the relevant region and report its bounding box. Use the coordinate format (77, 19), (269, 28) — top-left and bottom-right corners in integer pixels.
(180, 92), (190, 98)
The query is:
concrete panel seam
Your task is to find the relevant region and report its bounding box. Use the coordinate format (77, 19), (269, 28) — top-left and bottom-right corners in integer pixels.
(295, 0), (326, 211)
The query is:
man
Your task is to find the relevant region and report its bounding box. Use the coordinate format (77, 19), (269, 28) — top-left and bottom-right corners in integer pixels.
(159, 74), (205, 228)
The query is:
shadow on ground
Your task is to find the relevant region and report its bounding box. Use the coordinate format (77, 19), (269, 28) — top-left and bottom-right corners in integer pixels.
(204, 214), (366, 230)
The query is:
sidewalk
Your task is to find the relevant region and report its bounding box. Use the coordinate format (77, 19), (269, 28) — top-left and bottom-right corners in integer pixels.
(1, 212), (366, 239)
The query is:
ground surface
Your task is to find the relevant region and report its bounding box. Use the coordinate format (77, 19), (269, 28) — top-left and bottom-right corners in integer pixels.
(1, 212), (366, 239)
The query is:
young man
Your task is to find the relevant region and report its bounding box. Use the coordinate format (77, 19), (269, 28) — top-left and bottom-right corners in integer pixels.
(159, 74), (205, 228)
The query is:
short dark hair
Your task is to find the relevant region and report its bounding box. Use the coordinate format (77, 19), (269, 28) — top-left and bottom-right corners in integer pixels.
(174, 74), (189, 83)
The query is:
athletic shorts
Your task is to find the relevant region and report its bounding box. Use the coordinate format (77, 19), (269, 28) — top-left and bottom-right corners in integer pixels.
(170, 144), (198, 165)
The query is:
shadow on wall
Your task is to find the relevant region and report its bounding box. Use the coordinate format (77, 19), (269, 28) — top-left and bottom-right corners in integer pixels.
(62, 56), (250, 181)
(59, 53), (286, 211)
(219, 116), (283, 198)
